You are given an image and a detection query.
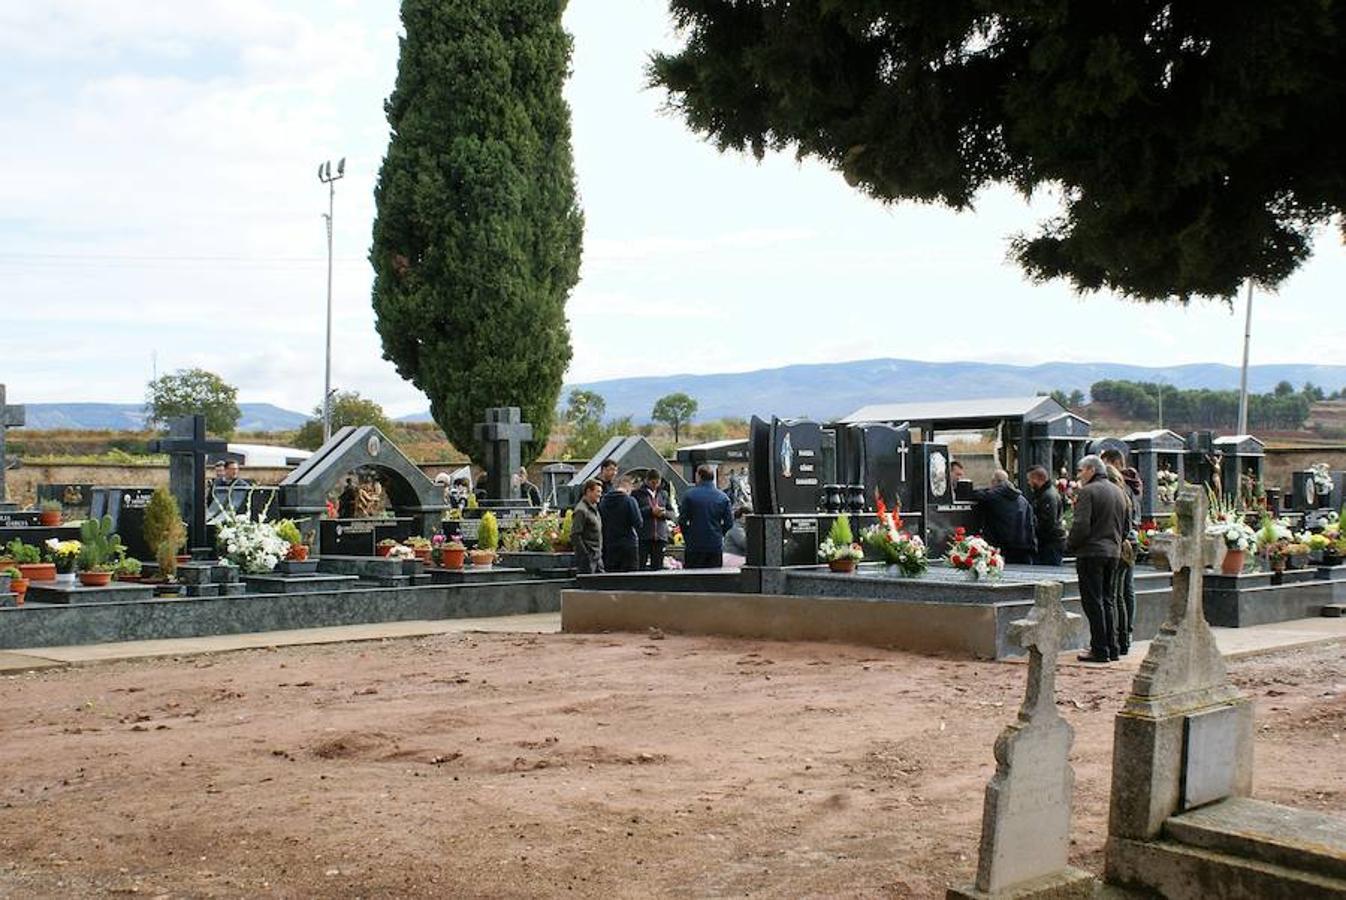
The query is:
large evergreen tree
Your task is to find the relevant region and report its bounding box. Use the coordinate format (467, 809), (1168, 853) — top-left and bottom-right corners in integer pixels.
(651, 2), (1346, 302)
(371, 0), (583, 465)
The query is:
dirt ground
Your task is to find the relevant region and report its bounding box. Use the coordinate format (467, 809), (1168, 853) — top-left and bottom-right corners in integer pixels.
(2, 631), (1344, 899)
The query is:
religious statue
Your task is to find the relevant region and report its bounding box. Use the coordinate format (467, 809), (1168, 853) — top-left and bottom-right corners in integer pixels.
(726, 467), (753, 510)
(355, 474), (386, 518)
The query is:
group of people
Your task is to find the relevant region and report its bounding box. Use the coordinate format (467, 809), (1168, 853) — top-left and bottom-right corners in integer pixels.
(569, 460), (734, 575)
(965, 451), (1142, 664)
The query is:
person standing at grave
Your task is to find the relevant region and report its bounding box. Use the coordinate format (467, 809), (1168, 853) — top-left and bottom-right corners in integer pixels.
(1026, 466), (1067, 566)
(679, 464), (734, 569)
(222, 459), (251, 513)
(513, 466), (542, 506)
(1100, 447), (1142, 655)
(598, 458), (618, 494)
(1067, 455), (1128, 663)
(599, 475), (642, 572)
(633, 470), (671, 570)
(211, 460), (228, 489)
(970, 470), (1037, 564)
(571, 478), (604, 575)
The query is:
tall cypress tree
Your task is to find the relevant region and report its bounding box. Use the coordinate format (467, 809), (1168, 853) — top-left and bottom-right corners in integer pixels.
(371, 0), (583, 464)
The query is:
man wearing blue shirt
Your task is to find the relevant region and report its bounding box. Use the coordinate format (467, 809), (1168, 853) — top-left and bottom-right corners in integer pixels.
(678, 465), (733, 569)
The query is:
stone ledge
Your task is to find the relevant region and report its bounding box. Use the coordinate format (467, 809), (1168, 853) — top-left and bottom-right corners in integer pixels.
(1163, 797), (1346, 881)
(946, 867), (1095, 899)
(1106, 834), (1346, 898)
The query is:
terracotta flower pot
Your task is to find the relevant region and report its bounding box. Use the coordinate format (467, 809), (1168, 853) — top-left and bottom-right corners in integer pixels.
(9, 577), (27, 605)
(78, 571), (113, 587)
(38, 510), (61, 527)
(116, 574), (144, 583)
(827, 557), (857, 573)
(413, 547), (431, 563)
(469, 549), (496, 568)
(440, 546), (466, 570)
(287, 544), (309, 562)
(18, 562), (56, 582)
(376, 545), (395, 557)
(1220, 548), (1245, 575)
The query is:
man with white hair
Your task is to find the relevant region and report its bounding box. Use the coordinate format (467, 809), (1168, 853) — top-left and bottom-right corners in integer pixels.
(1067, 454), (1129, 663)
(969, 469), (1037, 564)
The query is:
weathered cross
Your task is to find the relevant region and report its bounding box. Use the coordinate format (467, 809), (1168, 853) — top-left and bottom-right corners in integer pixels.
(473, 407), (533, 501)
(148, 414), (227, 550)
(896, 440), (909, 481)
(1009, 581), (1078, 723)
(0, 385), (25, 503)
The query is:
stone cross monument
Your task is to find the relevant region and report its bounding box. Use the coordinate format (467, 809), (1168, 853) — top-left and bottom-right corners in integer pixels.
(949, 582), (1094, 899)
(473, 407), (533, 501)
(1105, 486), (1253, 881)
(148, 415), (227, 551)
(0, 385), (25, 503)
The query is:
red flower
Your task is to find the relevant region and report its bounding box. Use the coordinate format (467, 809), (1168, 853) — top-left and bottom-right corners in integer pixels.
(969, 545), (979, 559)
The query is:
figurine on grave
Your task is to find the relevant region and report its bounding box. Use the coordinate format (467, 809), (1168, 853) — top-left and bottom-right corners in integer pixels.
(355, 473), (386, 518)
(726, 468), (752, 511)
(337, 477), (359, 519)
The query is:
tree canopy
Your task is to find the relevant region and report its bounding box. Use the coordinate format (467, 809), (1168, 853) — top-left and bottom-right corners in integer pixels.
(293, 391), (393, 450)
(651, 2), (1346, 302)
(651, 392), (698, 442)
(144, 368), (240, 436)
(370, 0), (583, 467)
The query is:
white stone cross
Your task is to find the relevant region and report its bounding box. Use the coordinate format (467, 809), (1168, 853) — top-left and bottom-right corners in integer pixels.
(1009, 581), (1078, 724)
(897, 441), (909, 481)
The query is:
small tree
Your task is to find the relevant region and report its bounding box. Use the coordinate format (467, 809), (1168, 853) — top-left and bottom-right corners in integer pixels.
(1067, 390), (1086, 407)
(142, 486), (186, 578)
(146, 368), (240, 436)
(294, 391), (394, 450)
(651, 393), (698, 443)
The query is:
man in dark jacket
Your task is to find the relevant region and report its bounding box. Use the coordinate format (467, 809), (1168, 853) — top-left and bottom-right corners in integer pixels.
(678, 465), (734, 569)
(1026, 465), (1066, 565)
(633, 470), (672, 571)
(1067, 455), (1129, 663)
(970, 469), (1037, 564)
(571, 479), (604, 575)
(598, 476), (642, 572)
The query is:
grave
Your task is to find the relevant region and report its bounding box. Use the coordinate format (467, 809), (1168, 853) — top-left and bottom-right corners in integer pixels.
(26, 582), (155, 605)
(0, 384), (25, 505)
(949, 582), (1094, 899)
(1124, 429), (1186, 521)
(278, 425), (447, 554)
(90, 487), (157, 561)
(474, 407), (533, 502)
(1099, 487), (1346, 895)
(147, 414), (227, 552)
(1214, 434), (1265, 505)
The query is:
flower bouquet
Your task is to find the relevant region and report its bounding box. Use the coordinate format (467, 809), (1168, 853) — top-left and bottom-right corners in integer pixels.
(215, 510), (290, 574)
(1207, 517), (1257, 553)
(45, 538), (82, 578)
(862, 497), (927, 577)
(947, 528), (1004, 581)
(1311, 463), (1334, 496)
(818, 514), (864, 573)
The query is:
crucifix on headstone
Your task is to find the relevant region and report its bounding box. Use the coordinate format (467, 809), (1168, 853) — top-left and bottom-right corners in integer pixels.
(473, 407), (533, 501)
(148, 414), (227, 551)
(949, 582), (1094, 899)
(897, 440), (909, 481)
(0, 385), (25, 503)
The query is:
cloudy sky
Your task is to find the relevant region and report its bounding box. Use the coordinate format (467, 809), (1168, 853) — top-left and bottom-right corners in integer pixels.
(4, 2), (1344, 417)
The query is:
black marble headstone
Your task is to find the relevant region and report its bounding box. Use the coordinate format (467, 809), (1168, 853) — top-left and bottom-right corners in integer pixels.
(0, 510), (41, 528)
(36, 484), (95, 520)
(90, 486), (156, 561)
(748, 416), (775, 515)
(856, 423), (913, 513)
(319, 518), (415, 556)
(769, 418), (824, 514)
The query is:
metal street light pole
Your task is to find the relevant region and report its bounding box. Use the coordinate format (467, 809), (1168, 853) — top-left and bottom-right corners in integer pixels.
(318, 157), (346, 445)
(1237, 279), (1254, 435)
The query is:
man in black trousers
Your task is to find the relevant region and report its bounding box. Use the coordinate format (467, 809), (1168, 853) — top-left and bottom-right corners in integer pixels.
(1067, 454), (1128, 663)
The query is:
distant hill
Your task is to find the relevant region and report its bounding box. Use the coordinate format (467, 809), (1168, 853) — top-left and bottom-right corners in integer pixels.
(21, 403), (308, 432)
(533, 358), (1346, 423)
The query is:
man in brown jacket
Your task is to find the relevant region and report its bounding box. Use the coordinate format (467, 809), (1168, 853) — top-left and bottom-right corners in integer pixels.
(1067, 455), (1129, 662)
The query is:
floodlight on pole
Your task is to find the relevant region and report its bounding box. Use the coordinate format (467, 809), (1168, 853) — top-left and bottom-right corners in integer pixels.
(1237, 280), (1254, 435)
(318, 156), (346, 445)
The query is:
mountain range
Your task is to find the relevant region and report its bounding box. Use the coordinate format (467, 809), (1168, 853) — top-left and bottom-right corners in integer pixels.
(20, 403), (309, 432)
(18, 358), (1346, 431)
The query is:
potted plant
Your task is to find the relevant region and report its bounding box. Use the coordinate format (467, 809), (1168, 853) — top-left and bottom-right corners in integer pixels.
(406, 535), (433, 562)
(38, 499), (62, 527)
(76, 515), (122, 587)
(439, 536), (467, 569)
(6, 539), (54, 582)
(115, 557), (144, 583)
(143, 486), (186, 583)
(3, 566), (27, 605)
(376, 538), (399, 558)
(275, 519), (308, 561)
(948, 527), (1005, 581)
(553, 510), (574, 552)
(46, 539), (82, 584)
(818, 514), (864, 573)
(471, 512), (499, 566)
(1285, 541), (1311, 570)
(1306, 532), (1331, 565)
(1207, 516), (1256, 575)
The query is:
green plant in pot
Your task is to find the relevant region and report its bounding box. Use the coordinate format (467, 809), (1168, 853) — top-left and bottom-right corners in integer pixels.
(472, 512), (499, 565)
(143, 486), (186, 582)
(38, 498), (62, 526)
(274, 518), (308, 561)
(77, 515), (124, 586)
(115, 557), (143, 581)
(2, 565), (26, 604)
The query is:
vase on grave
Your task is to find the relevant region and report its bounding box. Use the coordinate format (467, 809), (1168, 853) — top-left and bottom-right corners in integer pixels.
(78, 571), (113, 587)
(440, 546), (466, 570)
(827, 557), (857, 574)
(823, 484), (844, 514)
(38, 509), (61, 527)
(1220, 549), (1245, 575)
(845, 485), (865, 514)
(469, 549), (496, 567)
(9, 576), (26, 604)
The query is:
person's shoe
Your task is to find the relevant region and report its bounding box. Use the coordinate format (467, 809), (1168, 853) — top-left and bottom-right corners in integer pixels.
(1109, 653), (1120, 661)
(1077, 653), (1111, 663)
(1118, 644), (1130, 656)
